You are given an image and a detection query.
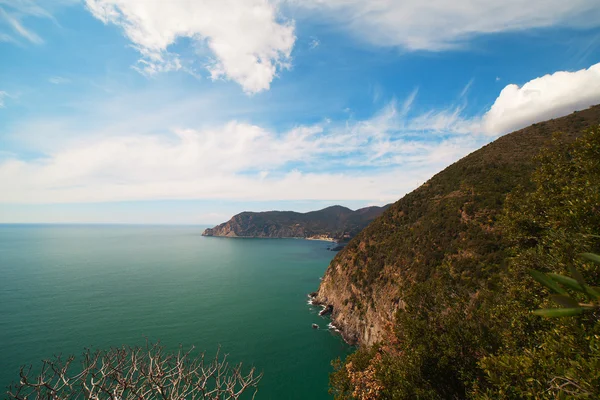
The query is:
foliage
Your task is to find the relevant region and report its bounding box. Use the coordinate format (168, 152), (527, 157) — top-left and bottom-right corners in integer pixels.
(328, 117), (600, 399)
(6, 342), (261, 400)
(329, 347), (383, 400)
(469, 125), (600, 398)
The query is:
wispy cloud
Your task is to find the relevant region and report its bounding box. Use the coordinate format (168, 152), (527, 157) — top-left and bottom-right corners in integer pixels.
(49, 76), (71, 85)
(2, 62), (599, 205)
(459, 79), (474, 98)
(0, 31), (15, 43)
(408, 105), (474, 135)
(0, 5), (43, 44)
(293, 0), (600, 51)
(0, 0), (56, 18)
(0, 90), (8, 108)
(0, 95), (485, 204)
(0, 0), (73, 44)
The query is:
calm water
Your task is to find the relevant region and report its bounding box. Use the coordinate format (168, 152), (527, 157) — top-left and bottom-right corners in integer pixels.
(0, 225), (350, 398)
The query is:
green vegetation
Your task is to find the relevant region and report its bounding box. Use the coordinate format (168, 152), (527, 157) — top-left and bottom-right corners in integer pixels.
(474, 125), (600, 399)
(328, 116), (600, 398)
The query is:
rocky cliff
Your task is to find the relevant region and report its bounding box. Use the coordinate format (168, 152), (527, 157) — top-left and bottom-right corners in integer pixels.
(314, 105), (600, 346)
(202, 205), (390, 240)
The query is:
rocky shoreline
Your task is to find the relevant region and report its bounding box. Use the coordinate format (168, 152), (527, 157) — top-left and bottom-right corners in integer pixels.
(308, 292), (355, 345)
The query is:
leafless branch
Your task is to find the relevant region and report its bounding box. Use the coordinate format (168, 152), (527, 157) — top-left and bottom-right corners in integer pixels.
(6, 342), (262, 400)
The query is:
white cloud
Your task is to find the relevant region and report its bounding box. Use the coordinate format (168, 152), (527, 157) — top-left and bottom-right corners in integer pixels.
(408, 63), (600, 137)
(293, 0), (600, 51)
(480, 63), (600, 135)
(3, 63), (598, 206)
(0, 99), (486, 204)
(85, 0), (295, 94)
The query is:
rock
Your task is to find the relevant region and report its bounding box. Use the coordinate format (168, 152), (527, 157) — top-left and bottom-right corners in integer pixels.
(319, 305), (333, 316)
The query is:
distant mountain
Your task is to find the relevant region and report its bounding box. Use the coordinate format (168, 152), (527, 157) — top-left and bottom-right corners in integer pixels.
(202, 205), (391, 241)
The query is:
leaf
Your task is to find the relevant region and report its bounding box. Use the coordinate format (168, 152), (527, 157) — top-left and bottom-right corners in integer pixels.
(585, 286), (600, 299)
(532, 308), (585, 318)
(580, 252), (600, 264)
(529, 270), (567, 295)
(569, 265), (587, 288)
(549, 294), (580, 308)
(568, 265), (600, 299)
(547, 273), (584, 293)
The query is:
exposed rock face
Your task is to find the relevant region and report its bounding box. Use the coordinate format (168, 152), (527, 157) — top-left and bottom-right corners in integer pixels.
(202, 205), (390, 240)
(316, 269), (399, 345)
(315, 105), (600, 346)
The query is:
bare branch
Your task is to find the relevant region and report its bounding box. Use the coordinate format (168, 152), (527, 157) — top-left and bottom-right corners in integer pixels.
(6, 342), (261, 400)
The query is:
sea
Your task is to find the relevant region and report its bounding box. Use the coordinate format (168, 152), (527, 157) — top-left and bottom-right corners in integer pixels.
(0, 224), (351, 399)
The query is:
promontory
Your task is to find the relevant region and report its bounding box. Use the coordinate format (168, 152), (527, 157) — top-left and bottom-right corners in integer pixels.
(202, 205), (390, 241)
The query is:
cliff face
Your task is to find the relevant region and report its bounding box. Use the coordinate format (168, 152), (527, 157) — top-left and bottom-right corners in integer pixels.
(316, 268), (398, 344)
(202, 205), (390, 240)
(315, 106), (600, 346)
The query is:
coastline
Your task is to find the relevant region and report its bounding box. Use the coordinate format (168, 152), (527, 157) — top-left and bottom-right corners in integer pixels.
(305, 236), (336, 243)
(203, 234), (338, 243)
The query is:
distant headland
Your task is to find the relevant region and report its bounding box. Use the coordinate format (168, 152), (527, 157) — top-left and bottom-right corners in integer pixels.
(202, 205), (390, 242)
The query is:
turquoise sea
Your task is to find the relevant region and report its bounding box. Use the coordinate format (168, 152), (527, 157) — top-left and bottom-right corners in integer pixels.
(0, 225), (350, 398)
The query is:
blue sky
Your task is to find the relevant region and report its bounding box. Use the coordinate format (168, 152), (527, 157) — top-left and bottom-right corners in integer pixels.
(1, 0), (600, 224)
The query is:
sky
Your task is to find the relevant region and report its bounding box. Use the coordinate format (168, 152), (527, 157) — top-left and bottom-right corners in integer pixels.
(1, 0), (600, 225)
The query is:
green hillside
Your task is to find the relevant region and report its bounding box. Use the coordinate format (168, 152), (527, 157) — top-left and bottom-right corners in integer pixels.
(315, 106), (600, 399)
